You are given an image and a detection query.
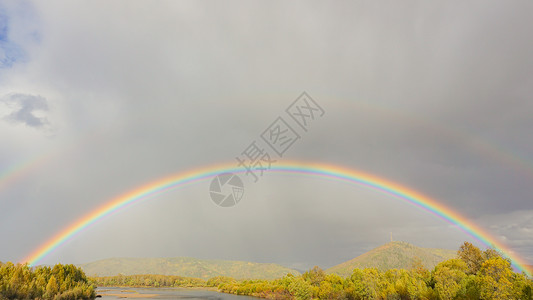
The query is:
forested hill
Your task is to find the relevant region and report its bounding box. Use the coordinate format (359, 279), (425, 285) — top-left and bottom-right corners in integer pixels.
(80, 257), (300, 279)
(327, 241), (456, 277)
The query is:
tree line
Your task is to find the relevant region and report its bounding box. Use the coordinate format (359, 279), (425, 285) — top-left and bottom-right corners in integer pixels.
(92, 242), (533, 300)
(90, 273), (207, 288)
(217, 242), (532, 299)
(0, 262), (95, 299)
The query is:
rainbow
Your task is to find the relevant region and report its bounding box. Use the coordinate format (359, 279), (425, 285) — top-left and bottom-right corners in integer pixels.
(0, 133), (98, 192)
(0, 154), (54, 191)
(22, 161), (531, 276)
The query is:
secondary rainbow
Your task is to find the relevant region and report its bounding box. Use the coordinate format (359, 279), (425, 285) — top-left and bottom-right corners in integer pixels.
(22, 161), (531, 276)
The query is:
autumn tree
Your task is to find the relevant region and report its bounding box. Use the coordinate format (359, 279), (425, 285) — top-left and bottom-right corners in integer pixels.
(433, 259), (468, 300)
(475, 257), (515, 299)
(347, 268), (381, 300)
(288, 277), (313, 300)
(511, 272), (533, 300)
(302, 266), (326, 286)
(45, 275), (59, 298)
(458, 242), (485, 275)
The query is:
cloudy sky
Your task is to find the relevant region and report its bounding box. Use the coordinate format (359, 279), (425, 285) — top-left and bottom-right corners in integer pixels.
(1, 1), (532, 271)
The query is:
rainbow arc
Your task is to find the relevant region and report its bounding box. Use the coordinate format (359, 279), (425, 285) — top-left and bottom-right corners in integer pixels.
(22, 161), (531, 276)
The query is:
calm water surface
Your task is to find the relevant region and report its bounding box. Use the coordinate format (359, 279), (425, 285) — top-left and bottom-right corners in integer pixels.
(97, 287), (260, 300)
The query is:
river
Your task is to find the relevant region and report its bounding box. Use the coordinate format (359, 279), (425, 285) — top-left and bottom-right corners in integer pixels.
(96, 287), (260, 300)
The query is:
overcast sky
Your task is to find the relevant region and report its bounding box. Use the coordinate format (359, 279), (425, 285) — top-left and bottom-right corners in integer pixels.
(1, 1), (532, 271)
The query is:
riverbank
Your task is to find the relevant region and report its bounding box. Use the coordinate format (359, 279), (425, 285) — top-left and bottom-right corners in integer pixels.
(96, 287), (260, 300)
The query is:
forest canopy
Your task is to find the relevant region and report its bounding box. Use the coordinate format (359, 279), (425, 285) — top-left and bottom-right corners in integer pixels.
(0, 262), (95, 299)
(216, 242), (533, 300)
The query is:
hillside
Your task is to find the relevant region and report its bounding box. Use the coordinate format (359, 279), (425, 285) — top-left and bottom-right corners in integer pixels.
(80, 257), (300, 280)
(327, 241), (456, 277)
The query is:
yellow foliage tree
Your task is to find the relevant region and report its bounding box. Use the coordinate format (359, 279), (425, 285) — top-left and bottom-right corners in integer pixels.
(45, 275), (59, 298)
(475, 257), (514, 299)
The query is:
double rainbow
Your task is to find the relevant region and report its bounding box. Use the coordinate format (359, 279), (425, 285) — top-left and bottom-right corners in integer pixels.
(22, 161), (531, 276)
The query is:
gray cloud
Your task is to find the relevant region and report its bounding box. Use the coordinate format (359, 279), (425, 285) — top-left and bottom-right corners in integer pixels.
(1, 93), (49, 127)
(0, 0), (532, 270)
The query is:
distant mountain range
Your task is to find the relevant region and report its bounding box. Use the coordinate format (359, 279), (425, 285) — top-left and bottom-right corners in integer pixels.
(327, 241), (456, 277)
(80, 257), (300, 280)
(80, 241), (458, 279)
